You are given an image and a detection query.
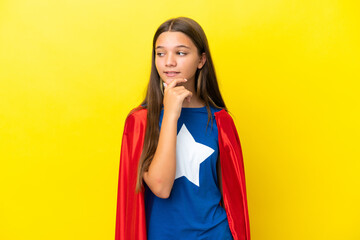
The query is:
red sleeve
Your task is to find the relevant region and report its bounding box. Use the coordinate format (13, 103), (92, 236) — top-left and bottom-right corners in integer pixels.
(216, 110), (251, 240)
(115, 108), (147, 240)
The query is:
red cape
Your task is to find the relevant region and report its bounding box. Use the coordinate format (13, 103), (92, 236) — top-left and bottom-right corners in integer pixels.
(115, 106), (250, 240)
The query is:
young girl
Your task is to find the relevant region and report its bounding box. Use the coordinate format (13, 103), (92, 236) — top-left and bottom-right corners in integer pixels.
(115, 17), (250, 240)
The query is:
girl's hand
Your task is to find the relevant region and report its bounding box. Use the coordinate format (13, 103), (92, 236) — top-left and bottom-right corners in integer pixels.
(163, 78), (192, 120)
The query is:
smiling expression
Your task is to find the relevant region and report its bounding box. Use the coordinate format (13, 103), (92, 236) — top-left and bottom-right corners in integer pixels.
(155, 31), (206, 85)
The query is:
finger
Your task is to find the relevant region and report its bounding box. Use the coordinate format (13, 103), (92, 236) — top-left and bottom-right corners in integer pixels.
(166, 78), (187, 89)
(163, 77), (183, 86)
(186, 93), (193, 103)
(171, 87), (191, 97)
(179, 90), (192, 102)
(186, 94), (193, 102)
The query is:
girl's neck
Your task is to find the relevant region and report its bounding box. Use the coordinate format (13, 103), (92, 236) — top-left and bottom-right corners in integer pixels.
(176, 76), (205, 108)
(182, 98), (205, 108)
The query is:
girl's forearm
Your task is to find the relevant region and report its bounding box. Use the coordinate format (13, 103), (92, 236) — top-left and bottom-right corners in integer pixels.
(143, 112), (177, 198)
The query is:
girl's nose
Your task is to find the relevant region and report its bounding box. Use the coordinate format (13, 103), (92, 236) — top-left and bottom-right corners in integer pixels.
(165, 53), (176, 67)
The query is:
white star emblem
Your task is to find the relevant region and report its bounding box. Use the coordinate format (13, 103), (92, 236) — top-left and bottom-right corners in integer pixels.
(175, 124), (214, 187)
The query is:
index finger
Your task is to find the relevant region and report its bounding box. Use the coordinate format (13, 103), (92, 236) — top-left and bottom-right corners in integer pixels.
(164, 78), (188, 89)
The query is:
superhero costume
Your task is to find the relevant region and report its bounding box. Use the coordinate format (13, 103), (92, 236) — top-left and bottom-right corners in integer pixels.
(115, 106), (250, 240)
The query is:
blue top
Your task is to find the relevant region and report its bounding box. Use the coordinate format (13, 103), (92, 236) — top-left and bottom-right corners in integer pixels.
(144, 105), (233, 240)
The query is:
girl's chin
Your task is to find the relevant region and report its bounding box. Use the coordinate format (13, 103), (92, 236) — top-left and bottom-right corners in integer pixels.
(162, 77), (189, 85)
(162, 78), (175, 85)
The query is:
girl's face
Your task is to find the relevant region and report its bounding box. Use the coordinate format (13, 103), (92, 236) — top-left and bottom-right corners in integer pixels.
(155, 31), (206, 85)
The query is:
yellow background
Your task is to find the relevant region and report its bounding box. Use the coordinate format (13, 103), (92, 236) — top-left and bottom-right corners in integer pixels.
(1, 0), (359, 239)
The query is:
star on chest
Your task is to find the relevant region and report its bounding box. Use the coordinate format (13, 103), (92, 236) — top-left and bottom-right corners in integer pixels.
(175, 124), (215, 187)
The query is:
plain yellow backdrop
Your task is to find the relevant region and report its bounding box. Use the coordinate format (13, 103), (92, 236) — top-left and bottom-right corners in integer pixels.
(1, 0), (359, 239)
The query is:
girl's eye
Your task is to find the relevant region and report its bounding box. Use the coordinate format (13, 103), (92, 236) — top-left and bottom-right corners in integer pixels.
(178, 52), (187, 56)
(156, 52), (165, 57)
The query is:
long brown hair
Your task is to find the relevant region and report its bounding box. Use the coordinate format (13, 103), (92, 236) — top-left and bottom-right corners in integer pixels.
(135, 17), (227, 192)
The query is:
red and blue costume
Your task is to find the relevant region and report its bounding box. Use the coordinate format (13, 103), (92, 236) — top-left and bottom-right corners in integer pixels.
(115, 106), (250, 240)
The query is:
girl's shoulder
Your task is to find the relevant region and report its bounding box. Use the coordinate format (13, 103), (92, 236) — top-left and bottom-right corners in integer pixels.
(126, 105), (147, 119)
(213, 106), (237, 122)
(123, 105), (147, 134)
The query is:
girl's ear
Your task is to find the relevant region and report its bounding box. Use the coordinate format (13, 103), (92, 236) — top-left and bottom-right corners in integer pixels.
(198, 52), (207, 69)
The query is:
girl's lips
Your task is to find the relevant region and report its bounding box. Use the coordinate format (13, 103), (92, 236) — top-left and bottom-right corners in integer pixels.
(164, 71), (180, 77)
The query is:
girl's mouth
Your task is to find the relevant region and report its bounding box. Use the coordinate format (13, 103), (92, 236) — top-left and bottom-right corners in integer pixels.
(164, 71), (180, 77)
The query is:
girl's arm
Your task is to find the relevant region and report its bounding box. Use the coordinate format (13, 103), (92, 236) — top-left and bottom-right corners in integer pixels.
(143, 78), (192, 199)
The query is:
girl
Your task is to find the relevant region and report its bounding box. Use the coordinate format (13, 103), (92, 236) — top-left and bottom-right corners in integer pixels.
(116, 17), (250, 240)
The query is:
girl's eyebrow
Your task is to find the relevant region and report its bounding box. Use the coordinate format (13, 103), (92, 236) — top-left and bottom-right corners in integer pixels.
(155, 45), (191, 49)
